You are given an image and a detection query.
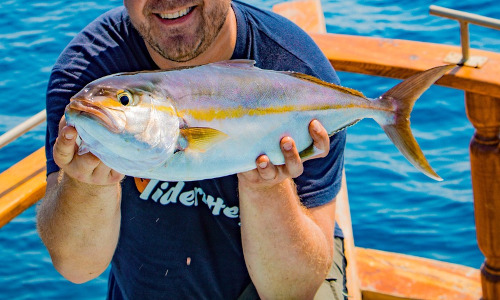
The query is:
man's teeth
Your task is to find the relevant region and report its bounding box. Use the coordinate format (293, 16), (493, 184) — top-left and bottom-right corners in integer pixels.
(159, 7), (192, 20)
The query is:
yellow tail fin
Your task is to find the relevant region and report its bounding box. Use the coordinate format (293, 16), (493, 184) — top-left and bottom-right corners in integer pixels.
(377, 65), (457, 181)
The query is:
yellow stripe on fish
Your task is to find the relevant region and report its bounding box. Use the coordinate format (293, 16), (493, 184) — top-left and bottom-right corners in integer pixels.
(153, 104), (176, 116)
(64, 61), (455, 182)
(181, 103), (361, 122)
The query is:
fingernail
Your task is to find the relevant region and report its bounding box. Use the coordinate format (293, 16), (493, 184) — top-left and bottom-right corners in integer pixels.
(64, 132), (75, 139)
(312, 120), (321, 133)
(258, 161), (268, 169)
(283, 141), (292, 151)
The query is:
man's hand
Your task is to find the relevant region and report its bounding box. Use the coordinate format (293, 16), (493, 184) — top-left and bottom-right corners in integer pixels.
(53, 116), (123, 185)
(237, 119), (330, 187)
(38, 116), (124, 284)
(237, 119), (336, 298)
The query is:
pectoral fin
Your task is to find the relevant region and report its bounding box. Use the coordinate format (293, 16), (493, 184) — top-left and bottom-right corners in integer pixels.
(180, 127), (228, 152)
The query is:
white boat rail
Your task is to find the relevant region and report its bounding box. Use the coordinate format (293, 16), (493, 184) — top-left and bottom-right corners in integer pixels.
(430, 5), (500, 67)
(0, 110), (46, 149)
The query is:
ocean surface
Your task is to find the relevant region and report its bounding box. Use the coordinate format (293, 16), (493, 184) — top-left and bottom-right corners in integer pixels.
(0, 0), (498, 298)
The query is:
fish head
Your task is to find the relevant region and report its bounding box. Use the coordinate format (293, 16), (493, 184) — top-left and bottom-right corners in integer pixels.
(65, 74), (180, 173)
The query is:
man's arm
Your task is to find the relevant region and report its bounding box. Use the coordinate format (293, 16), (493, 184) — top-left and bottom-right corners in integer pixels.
(37, 118), (123, 283)
(238, 120), (337, 299)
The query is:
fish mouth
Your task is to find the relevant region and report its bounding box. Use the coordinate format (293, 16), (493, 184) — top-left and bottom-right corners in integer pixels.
(66, 98), (125, 133)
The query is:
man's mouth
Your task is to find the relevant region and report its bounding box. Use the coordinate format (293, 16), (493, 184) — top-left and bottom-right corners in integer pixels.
(157, 6), (194, 20)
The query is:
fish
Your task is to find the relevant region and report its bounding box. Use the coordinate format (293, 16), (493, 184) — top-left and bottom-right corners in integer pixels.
(65, 60), (455, 182)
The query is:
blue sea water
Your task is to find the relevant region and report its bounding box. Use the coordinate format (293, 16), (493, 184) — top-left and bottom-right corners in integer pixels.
(0, 0), (498, 298)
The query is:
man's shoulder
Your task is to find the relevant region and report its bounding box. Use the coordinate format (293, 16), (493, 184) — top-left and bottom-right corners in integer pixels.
(51, 6), (152, 84)
(80, 7), (128, 35)
(233, 1), (338, 83)
(64, 6), (128, 50)
(234, 1), (311, 46)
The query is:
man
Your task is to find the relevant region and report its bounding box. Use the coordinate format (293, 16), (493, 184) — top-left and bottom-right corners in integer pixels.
(37, 0), (347, 299)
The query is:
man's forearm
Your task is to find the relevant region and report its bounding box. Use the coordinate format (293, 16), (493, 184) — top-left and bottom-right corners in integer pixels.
(37, 172), (122, 283)
(239, 178), (334, 299)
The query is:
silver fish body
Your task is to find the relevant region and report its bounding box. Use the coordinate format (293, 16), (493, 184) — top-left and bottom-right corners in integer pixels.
(65, 60), (454, 181)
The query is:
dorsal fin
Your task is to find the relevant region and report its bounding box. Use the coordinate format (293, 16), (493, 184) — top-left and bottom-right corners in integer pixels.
(284, 72), (367, 99)
(179, 127), (229, 152)
(210, 60), (256, 69)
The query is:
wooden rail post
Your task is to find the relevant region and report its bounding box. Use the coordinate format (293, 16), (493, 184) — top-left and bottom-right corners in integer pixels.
(465, 92), (500, 299)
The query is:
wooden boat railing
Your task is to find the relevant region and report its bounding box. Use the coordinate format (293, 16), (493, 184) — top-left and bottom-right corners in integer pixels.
(0, 1), (498, 299)
(305, 14), (499, 300)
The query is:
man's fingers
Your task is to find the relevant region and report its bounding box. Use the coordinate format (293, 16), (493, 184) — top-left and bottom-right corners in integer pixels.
(53, 126), (78, 167)
(280, 136), (303, 178)
(52, 117), (124, 185)
(108, 169), (125, 183)
(58, 115), (67, 133)
(240, 123), (329, 187)
(307, 119), (330, 159)
(91, 162), (119, 184)
(256, 155), (278, 181)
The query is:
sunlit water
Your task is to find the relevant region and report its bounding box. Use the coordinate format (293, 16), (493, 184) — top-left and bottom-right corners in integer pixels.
(0, 0), (498, 298)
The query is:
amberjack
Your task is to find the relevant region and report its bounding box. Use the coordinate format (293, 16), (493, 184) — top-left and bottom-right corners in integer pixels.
(65, 60), (455, 181)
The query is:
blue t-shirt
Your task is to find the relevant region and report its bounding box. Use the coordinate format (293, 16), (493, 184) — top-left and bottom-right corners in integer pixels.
(45, 1), (346, 299)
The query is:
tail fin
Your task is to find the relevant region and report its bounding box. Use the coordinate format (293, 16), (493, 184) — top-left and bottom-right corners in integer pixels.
(376, 65), (456, 181)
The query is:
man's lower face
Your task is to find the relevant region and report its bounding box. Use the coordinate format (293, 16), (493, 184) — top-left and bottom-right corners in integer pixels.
(132, 0), (231, 62)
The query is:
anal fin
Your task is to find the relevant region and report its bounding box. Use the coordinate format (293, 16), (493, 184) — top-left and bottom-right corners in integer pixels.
(299, 143), (324, 160)
(329, 119), (361, 136)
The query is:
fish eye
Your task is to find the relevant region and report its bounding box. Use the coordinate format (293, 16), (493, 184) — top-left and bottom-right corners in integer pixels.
(117, 91), (133, 106)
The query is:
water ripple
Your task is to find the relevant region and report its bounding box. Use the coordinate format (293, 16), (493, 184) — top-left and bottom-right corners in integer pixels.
(0, 0), (495, 298)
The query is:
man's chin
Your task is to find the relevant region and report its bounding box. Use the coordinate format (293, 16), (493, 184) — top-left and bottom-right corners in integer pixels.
(153, 41), (206, 63)
(163, 51), (201, 63)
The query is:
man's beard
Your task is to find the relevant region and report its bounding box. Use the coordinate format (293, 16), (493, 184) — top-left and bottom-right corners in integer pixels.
(136, 2), (230, 62)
